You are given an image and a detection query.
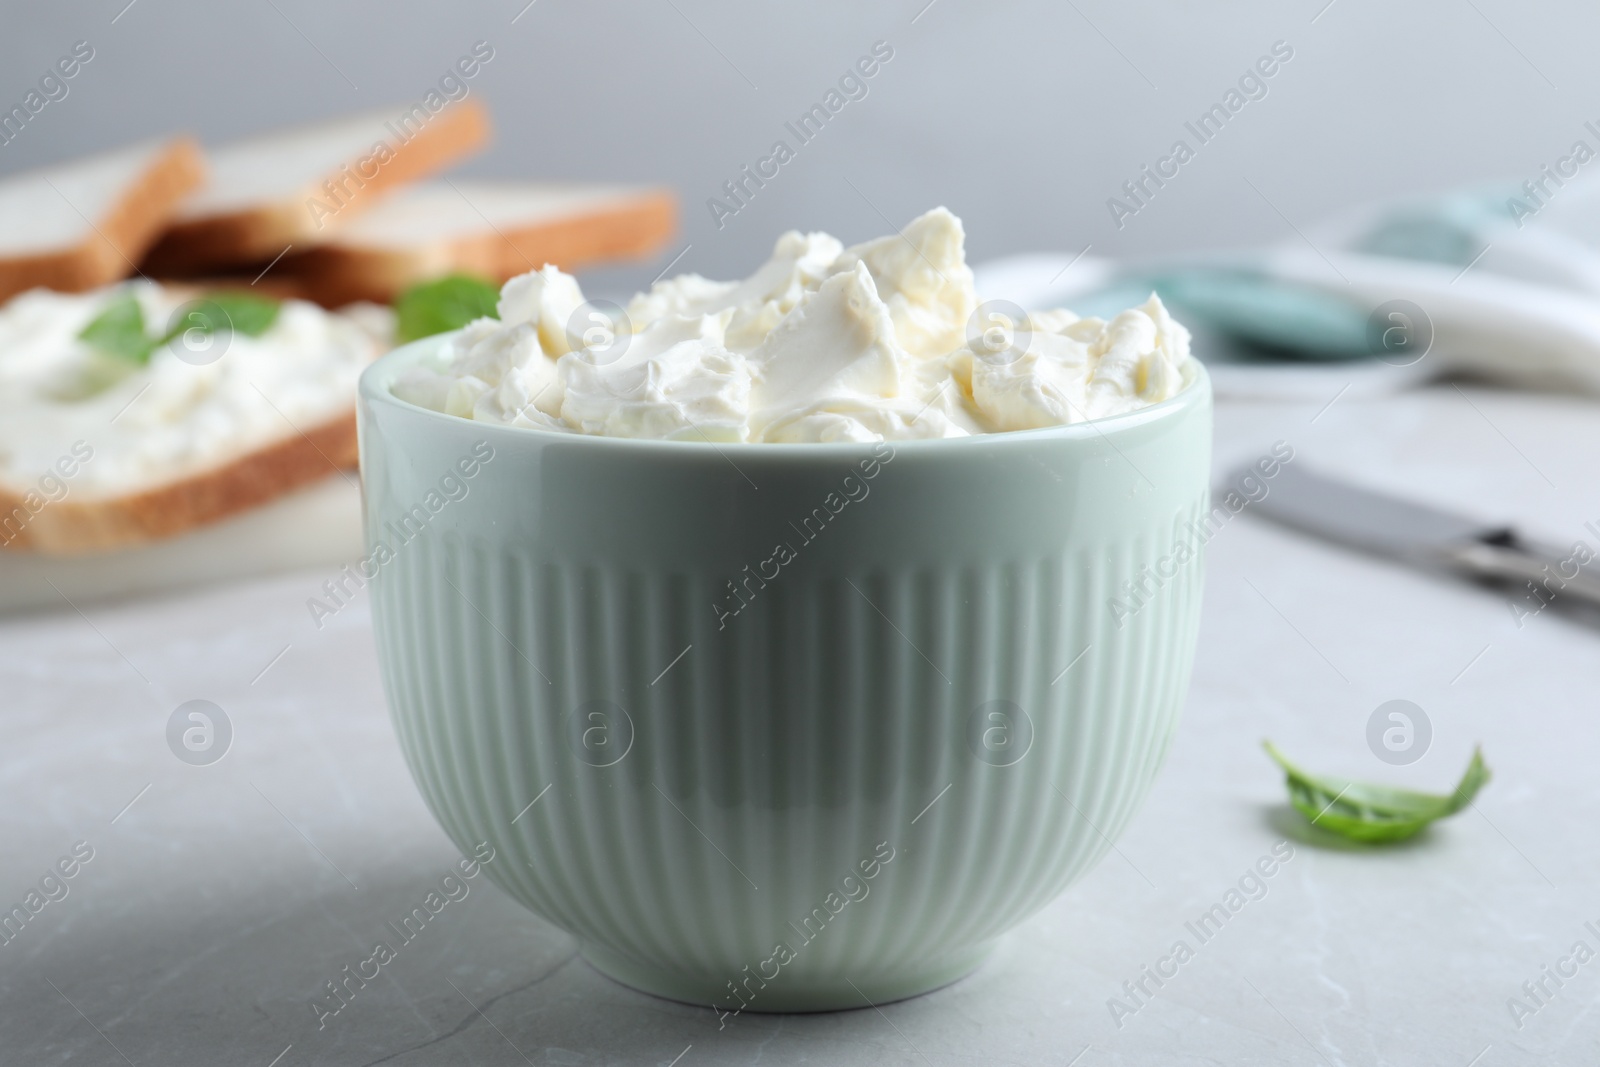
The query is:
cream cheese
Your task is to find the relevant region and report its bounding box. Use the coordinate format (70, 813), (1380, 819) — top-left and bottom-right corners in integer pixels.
(395, 207), (1193, 442)
(0, 281), (390, 495)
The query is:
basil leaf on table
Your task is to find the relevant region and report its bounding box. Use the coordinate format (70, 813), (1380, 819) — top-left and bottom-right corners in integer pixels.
(78, 292), (155, 365)
(1264, 741), (1490, 843)
(394, 274), (500, 342)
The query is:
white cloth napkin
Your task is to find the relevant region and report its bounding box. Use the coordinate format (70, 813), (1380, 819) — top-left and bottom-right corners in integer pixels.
(975, 179), (1600, 401)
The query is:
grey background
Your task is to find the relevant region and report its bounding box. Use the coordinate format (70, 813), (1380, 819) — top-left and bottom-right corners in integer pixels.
(1, 0), (1590, 291)
(5, 6), (1600, 1062)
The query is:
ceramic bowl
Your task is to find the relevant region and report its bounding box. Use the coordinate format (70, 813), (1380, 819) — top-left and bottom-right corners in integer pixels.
(358, 333), (1212, 1011)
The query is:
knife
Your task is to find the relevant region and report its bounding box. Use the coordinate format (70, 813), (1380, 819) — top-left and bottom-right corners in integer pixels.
(1226, 462), (1600, 610)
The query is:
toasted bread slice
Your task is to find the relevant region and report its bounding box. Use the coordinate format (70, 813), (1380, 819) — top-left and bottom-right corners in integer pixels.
(0, 473), (363, 614)
(143, 101), (490, 273)
(0, 282), (390, 556)
(131, 270), (320, 305)
(0, 474), (364, 614)
(0, 138), (205, 303)
(279, 181), (677, 305)
(1, 410), (356, 555)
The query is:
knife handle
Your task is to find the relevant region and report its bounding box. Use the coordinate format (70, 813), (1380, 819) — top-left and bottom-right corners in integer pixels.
(1439, 537), (1600, 610)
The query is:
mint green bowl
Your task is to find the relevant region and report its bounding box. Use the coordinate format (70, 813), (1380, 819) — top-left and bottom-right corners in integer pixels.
(358, 333), (1212, 1012)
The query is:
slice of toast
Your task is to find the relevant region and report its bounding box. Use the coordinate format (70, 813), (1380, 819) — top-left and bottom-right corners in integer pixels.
(0, 282), (391, 556)
(2, 410), (359, 555)
(0, 474), (364, 613)
(279, 181), (677, 306)
(0, 138), (205, 303)
(143, 101), (490, 273)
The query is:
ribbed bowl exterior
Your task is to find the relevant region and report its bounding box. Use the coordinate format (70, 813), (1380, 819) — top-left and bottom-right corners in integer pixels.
(359, 336), (1213, 1012)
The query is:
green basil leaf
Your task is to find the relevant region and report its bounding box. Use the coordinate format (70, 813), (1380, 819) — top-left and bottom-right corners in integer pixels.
(199, 292), (281, 336)
(1264, 741), (1490, 843)
(78, 292), (154, 365)
(81, 290), (282, 367)
(157, 293), (282, 347)
(394, 274), (500, 342)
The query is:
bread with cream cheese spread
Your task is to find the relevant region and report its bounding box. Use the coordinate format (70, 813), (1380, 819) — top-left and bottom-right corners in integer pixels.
(0, 282), (389, 555)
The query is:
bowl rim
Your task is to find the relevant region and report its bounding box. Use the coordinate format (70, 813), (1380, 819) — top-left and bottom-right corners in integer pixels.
(359, 329), (1212, 456)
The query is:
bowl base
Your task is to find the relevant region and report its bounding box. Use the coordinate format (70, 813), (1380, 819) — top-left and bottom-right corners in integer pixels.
(580, 940), (996, 1014)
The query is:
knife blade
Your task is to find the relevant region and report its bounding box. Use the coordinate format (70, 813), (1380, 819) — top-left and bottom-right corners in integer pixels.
(1226, 462), (1600, 610)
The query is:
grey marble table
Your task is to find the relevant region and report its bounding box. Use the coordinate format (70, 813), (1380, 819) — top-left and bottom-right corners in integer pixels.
(4, 383), (1598, 1066)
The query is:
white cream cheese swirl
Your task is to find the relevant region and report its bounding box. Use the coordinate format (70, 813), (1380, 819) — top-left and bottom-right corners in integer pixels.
(393, 207), (1193, 441)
